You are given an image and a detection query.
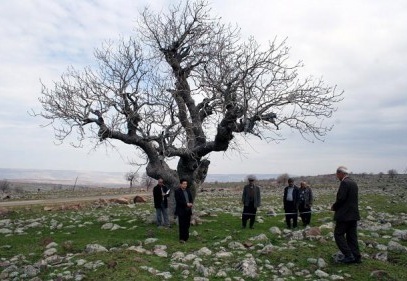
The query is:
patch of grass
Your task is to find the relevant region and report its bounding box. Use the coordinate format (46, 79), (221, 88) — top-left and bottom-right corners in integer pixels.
(1, 175), (407, 280)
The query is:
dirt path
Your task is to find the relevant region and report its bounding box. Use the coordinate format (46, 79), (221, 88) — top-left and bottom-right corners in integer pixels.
(0, 193), (150, 207)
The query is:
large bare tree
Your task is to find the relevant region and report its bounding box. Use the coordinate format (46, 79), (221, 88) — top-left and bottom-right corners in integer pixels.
(36, 0), (343, 197)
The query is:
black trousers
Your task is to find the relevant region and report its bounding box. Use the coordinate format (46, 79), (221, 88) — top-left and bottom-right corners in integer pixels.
(299, 203), (311, 226)
(242, 204), (257, 228)
(284, 201), (298, 228)
(178, 213), (191, 241)
(334, 220), (360, 259)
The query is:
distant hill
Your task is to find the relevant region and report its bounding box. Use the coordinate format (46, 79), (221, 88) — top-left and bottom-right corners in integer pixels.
(205, 174), (278, 182)
(0, 168), (278, 186)
(0, 168), (126, 187)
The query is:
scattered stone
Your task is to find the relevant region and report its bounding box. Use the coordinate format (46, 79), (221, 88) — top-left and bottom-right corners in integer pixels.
(388, 241), (407, 253)
(235, 255), (258, 278)
(110, 198), (129, 204)
(43, 248), (57, 257)
(249, 233), (268, 241)
(314, 269), (329, 278)
(196, 247), (212, 256)
(393, 229), (407, 240)
(269, 226), (281, 235)
(304, 227), (321, 238)
(107, 260), (118, 269)
(133, 196), (147, 203)
(84, 244), (108, 253)
(370, 270), (391, 279)
(215, 251), (233, 258)
(228, 241), (246, 250)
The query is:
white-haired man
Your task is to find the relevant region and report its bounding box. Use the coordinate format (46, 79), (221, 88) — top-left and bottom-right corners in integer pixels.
(331, 166), (361, 264)
(241, 175), (261, 229)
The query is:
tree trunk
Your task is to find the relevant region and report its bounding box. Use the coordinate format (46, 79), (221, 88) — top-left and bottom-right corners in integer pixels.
(177, 157), (210, 199)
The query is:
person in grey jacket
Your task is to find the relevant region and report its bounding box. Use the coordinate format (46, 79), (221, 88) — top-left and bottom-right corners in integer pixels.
(241, 175), (261, 229)
(331, 166), (361, 264)
(298, 181), (313, 226)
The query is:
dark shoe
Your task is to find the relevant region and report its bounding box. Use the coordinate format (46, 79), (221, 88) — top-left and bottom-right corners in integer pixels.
(353, 255), (362, 264)
(249, 226), (254, 229)
(340, 256), (355, 264)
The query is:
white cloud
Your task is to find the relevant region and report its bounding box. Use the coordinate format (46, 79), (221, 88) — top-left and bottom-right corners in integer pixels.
(0, 0), (406, 176)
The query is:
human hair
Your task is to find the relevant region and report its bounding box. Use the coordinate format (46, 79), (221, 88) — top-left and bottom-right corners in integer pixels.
(179, 178), (188, 184)
(336, 166), (349, 174)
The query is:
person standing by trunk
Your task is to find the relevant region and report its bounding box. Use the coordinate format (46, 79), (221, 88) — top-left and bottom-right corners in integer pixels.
(241, 175), (261, 229)
(331, 166), (361, 264)
(174, 179), (193, 243)
(153, 178), (170, 228)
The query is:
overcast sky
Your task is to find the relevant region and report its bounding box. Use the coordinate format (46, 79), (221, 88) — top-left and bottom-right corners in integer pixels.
(1, 0), (406, 177)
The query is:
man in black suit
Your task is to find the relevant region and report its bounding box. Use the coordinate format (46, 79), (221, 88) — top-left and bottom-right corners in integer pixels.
(331, 166), (361, 264)
(283, 178), (299, 229)
(174, 178), (193, 243)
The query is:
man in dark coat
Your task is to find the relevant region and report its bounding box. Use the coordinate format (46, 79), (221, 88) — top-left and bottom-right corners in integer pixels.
(331, 166), (361, 264)
(283, 178), (299, 229)
(153, 178), (170, 227)
(174, 179), (193, 243)
(241, 175), (261, 229)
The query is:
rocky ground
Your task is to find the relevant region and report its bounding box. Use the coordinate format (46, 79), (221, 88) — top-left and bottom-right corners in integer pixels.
(1, 175), (406, 280)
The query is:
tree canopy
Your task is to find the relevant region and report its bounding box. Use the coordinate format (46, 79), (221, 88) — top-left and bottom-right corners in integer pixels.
(36, 0), (343, 196)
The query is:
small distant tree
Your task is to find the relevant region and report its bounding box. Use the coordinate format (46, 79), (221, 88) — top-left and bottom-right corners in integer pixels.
(14, 186), (24, 194)
(141, 172), (155, 191)
(277, 173), (289, 186)
(388, 169), (398, 179)
(378, 172), (384, 179)
(0, 180), (10, 193)
(125, 172), (139, 189)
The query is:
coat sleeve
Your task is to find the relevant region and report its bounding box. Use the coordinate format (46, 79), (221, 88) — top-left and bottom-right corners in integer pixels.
(188, 189), (194, 204)
(257, 186), (261, 207)
(309, 188), (314, 205)
(174, 189), (182, 205)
